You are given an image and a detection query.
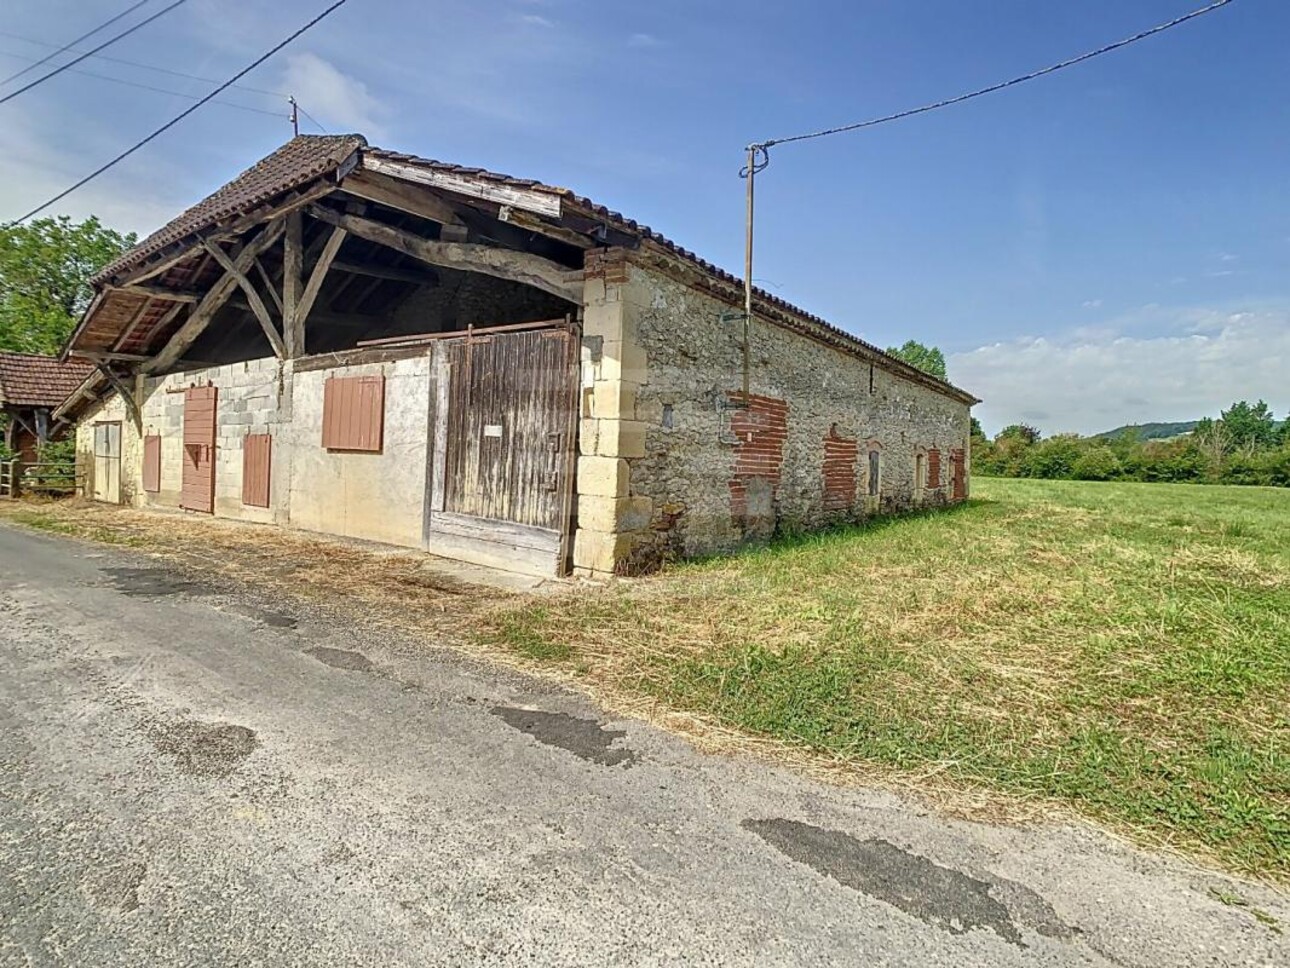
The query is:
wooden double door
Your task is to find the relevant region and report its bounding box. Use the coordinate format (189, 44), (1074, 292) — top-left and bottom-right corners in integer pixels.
(427, 326), (579, 575)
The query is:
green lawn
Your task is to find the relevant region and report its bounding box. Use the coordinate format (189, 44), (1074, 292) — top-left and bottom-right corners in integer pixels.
(486, 478), (1290, 880)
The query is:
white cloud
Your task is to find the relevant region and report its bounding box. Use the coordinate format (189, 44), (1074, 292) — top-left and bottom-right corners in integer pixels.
(1081, 299), (1103, 309)
(518, 14), (556, 28)
(950, 307), (1290, 436)
(628, 33), (663, 48)
(280, 52), (390, 139)
(0, 106), (186, 235)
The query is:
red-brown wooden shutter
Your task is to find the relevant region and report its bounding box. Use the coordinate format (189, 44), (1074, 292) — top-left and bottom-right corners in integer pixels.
(322, 375), (384, 452)
(242, 434), (272, 507)
(181, 385), (218, 513)
(142, 435), (162, 493)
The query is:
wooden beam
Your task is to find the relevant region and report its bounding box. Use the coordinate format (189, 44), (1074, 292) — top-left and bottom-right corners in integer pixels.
(202, 240), (285, 359)
(332, 259), (438, 286)
(119, 284), (201, 303)
(72, 350), (150, 363)
(296, 224), (346, 334)
(340, 170), (468, 229)
(117, 180), (341, 289)
(253, 257), (284, 315)
(95, 363), (142, 433)
(306, 205), (581, 303)
(498, 206), (593, 249)
(145, 220), (284, 374)
(360, 156), (562, 218)
(282, 211), (304, 358)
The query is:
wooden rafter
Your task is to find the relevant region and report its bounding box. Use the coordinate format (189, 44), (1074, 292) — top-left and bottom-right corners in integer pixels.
(306, 204), (581, 303)
(331, 259), (439, 286)
(145, 219), (285, 374)
(94, 363), (142, 433)
(295, 224), (346, 336)
(119, 284), (201, 302)
(340, 170), (468, 232)
(253, 257), (284, 315)
(202, 239), (285, 359)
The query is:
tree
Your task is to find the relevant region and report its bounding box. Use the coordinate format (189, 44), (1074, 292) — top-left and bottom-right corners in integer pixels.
(886, 340), (947, 380)
(996, 423), (1041, 445)
(0, 216), (136, 356)
(970, 416), (986, 440)
(1219, 400), (1277, 452)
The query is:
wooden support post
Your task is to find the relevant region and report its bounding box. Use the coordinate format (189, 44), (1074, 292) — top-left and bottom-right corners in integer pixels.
(283, 211), (304, 358)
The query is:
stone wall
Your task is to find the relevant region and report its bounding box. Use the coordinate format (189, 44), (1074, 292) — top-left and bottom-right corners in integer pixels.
(572, 249), (972, 575)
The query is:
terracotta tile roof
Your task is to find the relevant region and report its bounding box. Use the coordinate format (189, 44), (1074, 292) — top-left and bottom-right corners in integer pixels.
(361, 147), (979, 404)
(93, 134), (368, 286)
(79, 135), (976, 404)
(0, 352), (95, 409)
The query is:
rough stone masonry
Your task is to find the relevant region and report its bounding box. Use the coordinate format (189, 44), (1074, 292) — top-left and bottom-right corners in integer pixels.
(572, 246), (973, 576)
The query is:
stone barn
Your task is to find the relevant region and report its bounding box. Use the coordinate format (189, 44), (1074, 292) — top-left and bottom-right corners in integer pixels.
(57, 135), (977, 577)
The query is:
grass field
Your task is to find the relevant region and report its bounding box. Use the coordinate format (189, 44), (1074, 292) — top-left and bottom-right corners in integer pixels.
(486, 478), (1290, 880)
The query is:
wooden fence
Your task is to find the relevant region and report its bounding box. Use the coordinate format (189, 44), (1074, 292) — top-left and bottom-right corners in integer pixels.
(1, 460), (81, 499)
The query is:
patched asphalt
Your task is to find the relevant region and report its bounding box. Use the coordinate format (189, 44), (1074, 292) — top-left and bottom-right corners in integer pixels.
(1, 522), (1286, 967)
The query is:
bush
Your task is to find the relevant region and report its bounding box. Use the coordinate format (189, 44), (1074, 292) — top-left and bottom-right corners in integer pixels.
(1071, 447), (1122, 481)
(1019, 435), (1083, 480)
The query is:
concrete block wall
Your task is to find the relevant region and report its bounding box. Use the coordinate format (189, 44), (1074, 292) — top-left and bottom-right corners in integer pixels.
(75, 357), (289, 525)
(570, 250), (972, 576)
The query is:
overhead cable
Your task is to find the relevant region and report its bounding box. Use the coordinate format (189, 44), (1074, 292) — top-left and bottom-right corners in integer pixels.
(9, 0), (353, 224)
(0, 0), (154, 87)
(0, 0), (193, 105)
(750, 0), (1237, 152)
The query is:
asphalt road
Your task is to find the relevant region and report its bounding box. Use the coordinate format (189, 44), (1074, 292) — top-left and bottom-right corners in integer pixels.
(1, 523), (1285, 967)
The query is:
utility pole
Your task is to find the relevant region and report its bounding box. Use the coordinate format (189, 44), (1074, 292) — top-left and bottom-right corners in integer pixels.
(739, 144), (769, 407)
(288, 95), (299, 136)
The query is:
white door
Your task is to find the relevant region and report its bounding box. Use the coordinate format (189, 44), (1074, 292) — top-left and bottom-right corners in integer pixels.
(92, 422), (121, 504)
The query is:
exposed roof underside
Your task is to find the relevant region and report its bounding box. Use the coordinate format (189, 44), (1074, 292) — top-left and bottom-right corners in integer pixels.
(66, 135), (978, 407)
(0, 352), (95, 410)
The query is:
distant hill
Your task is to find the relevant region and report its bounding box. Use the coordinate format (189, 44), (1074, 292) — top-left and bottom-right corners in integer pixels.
(1093, 421), (1198, 441)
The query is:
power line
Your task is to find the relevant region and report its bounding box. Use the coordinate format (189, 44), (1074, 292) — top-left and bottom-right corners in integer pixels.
(0, 0), (192, 106)
(0, 0), (154, 87)
(295, 103), (328, 133)
(0, 50), (287, 119)
(0, 29), (289, 99)
(750, 0), (1237, 152)
(10, 0), (353, 224)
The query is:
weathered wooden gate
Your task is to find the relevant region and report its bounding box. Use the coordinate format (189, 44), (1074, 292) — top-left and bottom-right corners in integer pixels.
(427, 324), (579, 575)
(181, 385), (218, 513)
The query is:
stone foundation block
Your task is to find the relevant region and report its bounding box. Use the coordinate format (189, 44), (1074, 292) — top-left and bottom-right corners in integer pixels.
(573, 528), (634, 575)
(594, 419), (647, 458)
(577, 495), (653, 533)
(577, 455), (630, 498)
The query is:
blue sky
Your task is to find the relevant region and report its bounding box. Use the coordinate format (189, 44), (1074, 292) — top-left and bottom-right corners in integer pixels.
(2, 0), (1286, 434)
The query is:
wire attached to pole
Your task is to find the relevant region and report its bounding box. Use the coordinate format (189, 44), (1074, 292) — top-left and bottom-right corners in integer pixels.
(747, 0), (1236, 155)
